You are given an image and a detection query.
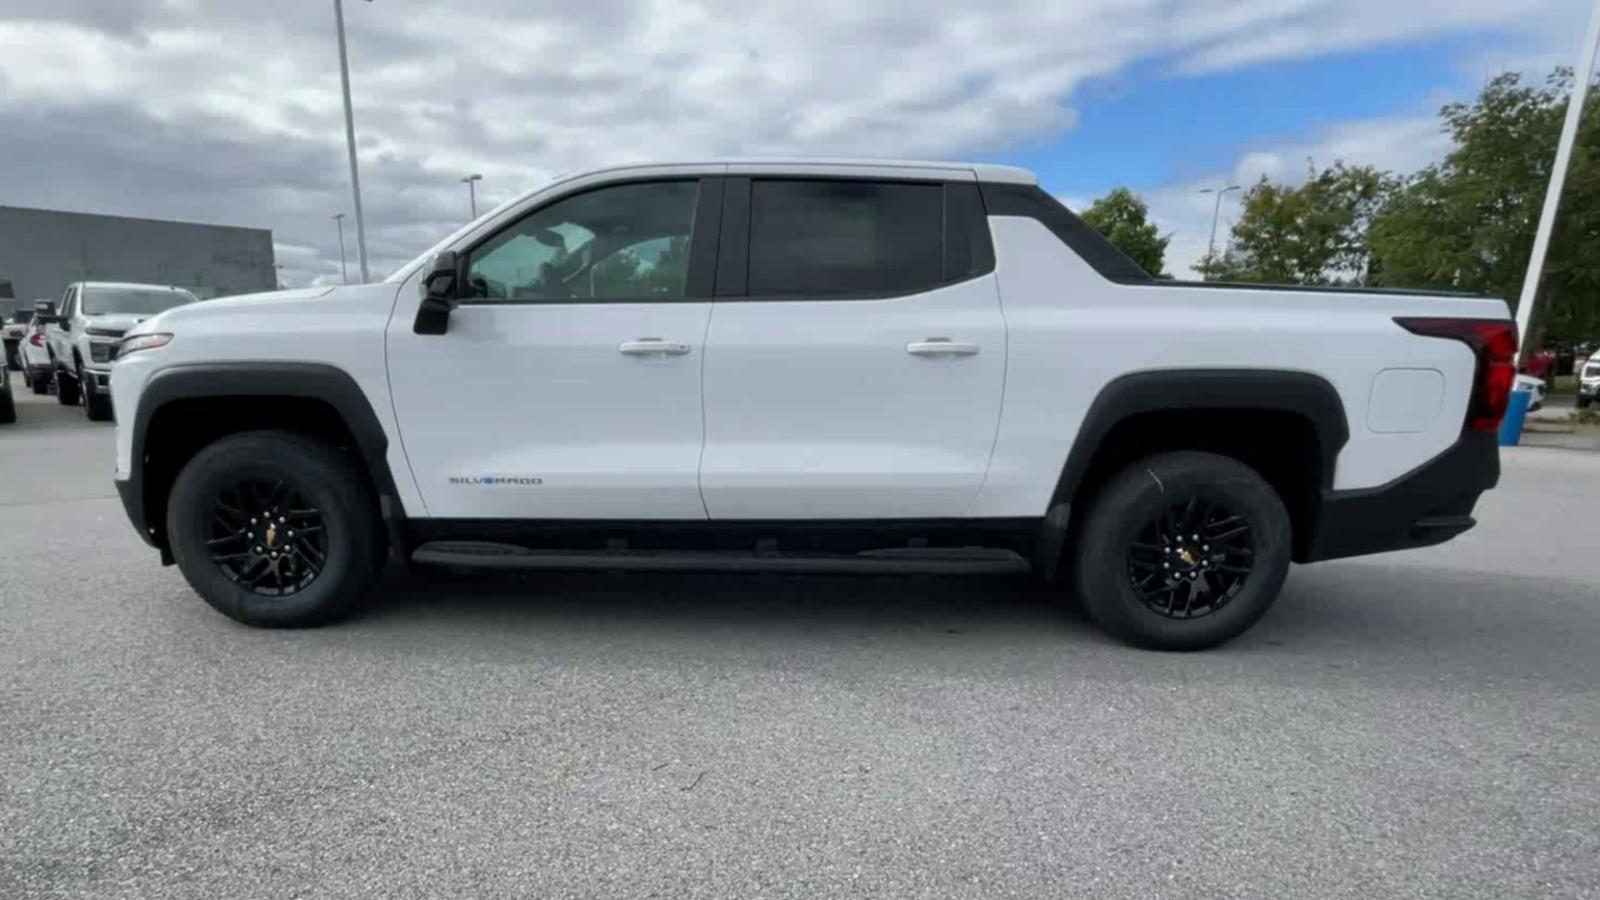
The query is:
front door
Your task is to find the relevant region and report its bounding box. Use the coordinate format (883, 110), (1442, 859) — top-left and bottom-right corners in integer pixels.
(386, 177), (720, 520)
(698, 174), (1007, 519)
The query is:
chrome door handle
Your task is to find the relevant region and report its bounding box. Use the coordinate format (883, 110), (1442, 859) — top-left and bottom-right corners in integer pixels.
(618, 338), (690, 356)
(906, 339), (979, 357)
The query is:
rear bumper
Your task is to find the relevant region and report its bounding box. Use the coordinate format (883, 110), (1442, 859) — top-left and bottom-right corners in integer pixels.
(1301, 431), (1499, 562)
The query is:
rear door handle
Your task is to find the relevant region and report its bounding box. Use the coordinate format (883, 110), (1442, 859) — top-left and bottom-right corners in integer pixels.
(619, 338), (690, 356)
(906, 339), (979, 357)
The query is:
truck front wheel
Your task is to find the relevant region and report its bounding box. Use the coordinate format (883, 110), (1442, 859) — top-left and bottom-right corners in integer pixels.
(167, 430), (384, 627)
(1072, 451), (1292, 651)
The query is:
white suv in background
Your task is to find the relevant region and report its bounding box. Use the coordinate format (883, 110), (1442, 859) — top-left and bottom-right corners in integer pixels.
(1579, 356), (1599, 410)
(42, 282), (198, 421)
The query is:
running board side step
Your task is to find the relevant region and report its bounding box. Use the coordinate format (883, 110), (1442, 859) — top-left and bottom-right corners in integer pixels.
(411, 541), (1032, 575)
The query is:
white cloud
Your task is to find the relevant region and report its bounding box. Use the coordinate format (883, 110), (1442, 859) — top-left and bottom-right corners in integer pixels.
(0, 0), (1585, 285)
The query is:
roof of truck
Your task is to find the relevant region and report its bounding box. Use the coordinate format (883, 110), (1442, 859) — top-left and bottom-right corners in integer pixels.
(557, 158), (1039, 185)
(74, 282), (191, 291)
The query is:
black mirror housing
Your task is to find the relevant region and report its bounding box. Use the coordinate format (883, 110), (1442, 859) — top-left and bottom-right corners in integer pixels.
(413, 250), (460, 335)
(33, 300), (58, 323)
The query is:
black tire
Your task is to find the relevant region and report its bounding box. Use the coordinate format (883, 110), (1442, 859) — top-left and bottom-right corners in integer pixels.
(167, 431), (384, 628)
(30, 370), (49, 395)
(1072, 451), (1291, 651)
(80, 365), (113, 421)
(0, 385), (15, 424)
(1579, 396), (1592, 410)
(55, 364), (80, 406)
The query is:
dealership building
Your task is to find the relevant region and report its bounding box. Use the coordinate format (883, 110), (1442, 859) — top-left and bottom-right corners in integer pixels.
(0, 205), (276, 309)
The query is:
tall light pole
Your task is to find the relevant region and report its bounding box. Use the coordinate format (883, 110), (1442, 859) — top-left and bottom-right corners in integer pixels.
(333, 0), (371, 283)
(1514, 0), (1600, 358)
(332, 213), (349, 285)
(461, 173), (483, 219)
(1199, 185), (1241, 280)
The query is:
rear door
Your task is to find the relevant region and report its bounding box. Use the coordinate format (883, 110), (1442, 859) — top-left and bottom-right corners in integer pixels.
(698, 170), (1006, 519)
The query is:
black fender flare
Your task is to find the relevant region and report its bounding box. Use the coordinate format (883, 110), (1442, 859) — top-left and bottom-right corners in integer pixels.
(121, 362), (405, 558)
(1036, 369), (1350, 576)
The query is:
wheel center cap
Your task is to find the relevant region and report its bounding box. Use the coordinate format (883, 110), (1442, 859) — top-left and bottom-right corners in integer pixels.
(264, 522), (278, 548)
(1177, 547), (1196, 566)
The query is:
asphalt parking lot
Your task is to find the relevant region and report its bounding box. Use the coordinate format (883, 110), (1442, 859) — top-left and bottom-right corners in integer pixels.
(2, 384), (1598, 899)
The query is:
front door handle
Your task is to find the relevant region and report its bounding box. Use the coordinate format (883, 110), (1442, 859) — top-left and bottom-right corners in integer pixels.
(906, 338), (980, 357)
(619, 338), (691, 356)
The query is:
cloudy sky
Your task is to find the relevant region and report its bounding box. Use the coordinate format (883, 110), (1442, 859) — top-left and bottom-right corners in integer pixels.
(0, 0), (1591, 286)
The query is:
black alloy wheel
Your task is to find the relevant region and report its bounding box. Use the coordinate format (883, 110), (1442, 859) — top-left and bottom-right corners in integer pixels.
(1126, 497), (1254, 620)
(1072, 451), (1291, 651)
(206, 478), (329, 596)
(167, 430), (382, 627)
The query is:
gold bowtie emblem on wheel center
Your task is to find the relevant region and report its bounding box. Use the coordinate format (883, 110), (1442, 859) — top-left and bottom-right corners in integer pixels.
(265, 523), (278, 548)
(1177, 548), (1196, 565)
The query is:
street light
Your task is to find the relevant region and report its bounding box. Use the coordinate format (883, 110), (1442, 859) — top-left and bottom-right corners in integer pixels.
(332, 213), (349, 285)
(461, 173), (483, 219)
(1198, 184), (1242, 280)
(333, 0), (371, 284)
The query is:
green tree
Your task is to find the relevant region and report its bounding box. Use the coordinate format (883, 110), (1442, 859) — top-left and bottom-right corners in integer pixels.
(1368, 70), (1600, 344)
(1081, 187), (1169, 276)
(1199, 163), (1392, 285)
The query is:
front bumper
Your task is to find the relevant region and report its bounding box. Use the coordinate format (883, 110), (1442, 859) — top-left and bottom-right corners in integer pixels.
(115, 477), (156, 548)
(1300, 430), (1499, 562)
(1580, 381), (1599, 400)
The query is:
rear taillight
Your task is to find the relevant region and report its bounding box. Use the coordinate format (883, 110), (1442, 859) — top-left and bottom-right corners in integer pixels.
(1395, 317), (1519, 432)
(28, 333), (44, 347)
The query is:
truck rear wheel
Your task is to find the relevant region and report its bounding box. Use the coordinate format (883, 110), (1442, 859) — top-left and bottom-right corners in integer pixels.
(167, 431), (383, 628)
(1072, 451), (1291, 651)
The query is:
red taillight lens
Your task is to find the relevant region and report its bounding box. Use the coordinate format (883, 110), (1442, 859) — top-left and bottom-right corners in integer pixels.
(1395, 317), (1519, 432)
(28, 332), (44, 347)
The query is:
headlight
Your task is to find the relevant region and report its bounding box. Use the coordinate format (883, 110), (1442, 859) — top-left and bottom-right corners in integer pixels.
(117, 333), (174, 358)
(89, 340), (115, 363)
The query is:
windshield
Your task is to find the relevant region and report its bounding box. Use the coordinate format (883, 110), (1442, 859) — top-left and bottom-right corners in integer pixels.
(81, 287), (196, 316)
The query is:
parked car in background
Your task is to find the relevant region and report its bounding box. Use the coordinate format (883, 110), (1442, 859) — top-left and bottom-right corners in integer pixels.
(1579, 356), (1600, 409)
(20, 306), (54, 395)
(3, 307), (31, 371)
(0, 357), (15, 424)
(41, 282), (198, 421)
(1515, 373), (1547, 412)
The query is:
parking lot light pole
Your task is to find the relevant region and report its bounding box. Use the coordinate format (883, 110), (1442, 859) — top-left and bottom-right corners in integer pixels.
(462, 173), (483, 219)
(1515, 0), (1600, 358)
(334, 0), (372, 284)
(1199, 185), (1241, 280)
(332, 213), (349, 285)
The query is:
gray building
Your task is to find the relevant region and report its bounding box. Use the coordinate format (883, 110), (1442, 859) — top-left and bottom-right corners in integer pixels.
(0, 205), (276, 307)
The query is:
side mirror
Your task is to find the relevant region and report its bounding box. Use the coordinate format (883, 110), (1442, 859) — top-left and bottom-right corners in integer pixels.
(33, 300), (59, 324)
(413, 251), (460, 336)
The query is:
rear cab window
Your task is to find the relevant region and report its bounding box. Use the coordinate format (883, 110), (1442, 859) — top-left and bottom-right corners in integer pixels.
(724, 177), (993, 299)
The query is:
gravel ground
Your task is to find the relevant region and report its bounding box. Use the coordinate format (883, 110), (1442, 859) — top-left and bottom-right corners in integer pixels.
(2, 385), (1598, 899)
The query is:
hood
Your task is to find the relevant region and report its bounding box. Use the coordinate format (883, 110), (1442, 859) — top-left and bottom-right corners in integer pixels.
(84, 312), (156, 335)
(123, 283), (396, 341)
(197, 286), (338, 310)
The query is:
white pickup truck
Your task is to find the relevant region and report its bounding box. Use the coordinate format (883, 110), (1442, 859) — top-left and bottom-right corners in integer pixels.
(42, 281), (198, 421)
(108, 160), (1514, 650)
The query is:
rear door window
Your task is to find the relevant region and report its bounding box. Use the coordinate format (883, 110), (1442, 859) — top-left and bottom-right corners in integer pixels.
(746, 180), (945, 297)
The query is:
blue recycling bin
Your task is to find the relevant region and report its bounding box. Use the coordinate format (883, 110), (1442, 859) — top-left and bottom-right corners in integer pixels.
(1498, 386), (1532, 446)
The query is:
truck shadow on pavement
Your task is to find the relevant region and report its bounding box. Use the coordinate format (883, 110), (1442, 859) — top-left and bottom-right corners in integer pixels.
(342, 561), (1596, 681)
